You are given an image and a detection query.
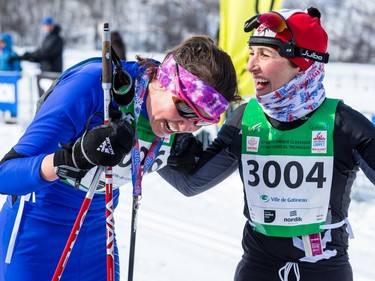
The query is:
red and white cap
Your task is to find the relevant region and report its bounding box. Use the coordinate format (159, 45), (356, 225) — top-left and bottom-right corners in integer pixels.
(250, 8), (329, 70)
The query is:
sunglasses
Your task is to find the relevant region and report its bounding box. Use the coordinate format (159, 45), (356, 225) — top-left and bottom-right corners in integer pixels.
(173, 63), (216, 127)
(172, 96), (212, 126)
(244, 11), (329, 63)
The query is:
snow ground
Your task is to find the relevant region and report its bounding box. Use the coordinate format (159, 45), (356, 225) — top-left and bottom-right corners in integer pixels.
(1, 50), (375, 280)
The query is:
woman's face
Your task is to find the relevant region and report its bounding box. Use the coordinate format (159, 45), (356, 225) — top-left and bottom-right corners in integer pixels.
(247, 46), (301, 96)
(146, 79), (202, 137)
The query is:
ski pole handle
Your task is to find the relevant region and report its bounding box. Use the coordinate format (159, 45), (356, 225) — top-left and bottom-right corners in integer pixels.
(102, 22), (115, 281)
(102, 22), (112, 124)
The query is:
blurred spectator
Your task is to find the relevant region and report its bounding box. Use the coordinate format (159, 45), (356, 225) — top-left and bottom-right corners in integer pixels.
(15, 16), (64, 73)
(111, 31), (127, 60)
(0, 33), (22, 71)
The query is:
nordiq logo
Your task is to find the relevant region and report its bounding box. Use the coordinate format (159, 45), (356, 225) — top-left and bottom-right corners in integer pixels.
(260, 195), (269, 202)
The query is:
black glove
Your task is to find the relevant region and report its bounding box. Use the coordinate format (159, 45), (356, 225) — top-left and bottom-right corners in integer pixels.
(167, 133), (203, 173)
(7, 56), (19, 64)
(17, 52), (35, 62)
(53, 120), (134, 185)
(22, 52), (32, 60)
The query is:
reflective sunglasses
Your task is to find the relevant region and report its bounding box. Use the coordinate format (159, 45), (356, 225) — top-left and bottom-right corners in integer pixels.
(172, 96), (212, 126)
(173, 63), (215, 126)
(244, 11), (329, 63)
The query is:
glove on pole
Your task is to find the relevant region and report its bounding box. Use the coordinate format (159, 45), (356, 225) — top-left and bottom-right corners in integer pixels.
(53, 120), (134, 187)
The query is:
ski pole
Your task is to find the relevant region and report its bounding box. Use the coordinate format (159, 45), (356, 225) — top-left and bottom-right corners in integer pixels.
(102, 22), (116, 281)
(128, 194), (140, 281)
(52, 166), (104, 280)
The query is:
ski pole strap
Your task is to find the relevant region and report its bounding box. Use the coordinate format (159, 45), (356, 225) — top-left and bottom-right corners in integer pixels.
(130, 73), (164, 196)
(111, 46), (134, 107)
(131, 136), (163, 196)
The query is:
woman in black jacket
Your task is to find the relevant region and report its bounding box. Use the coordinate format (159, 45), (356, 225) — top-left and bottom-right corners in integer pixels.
(159, 7), (375, 281)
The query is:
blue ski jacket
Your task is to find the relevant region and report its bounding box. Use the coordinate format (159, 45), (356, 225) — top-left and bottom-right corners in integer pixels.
(0, 33), (22, 72)
(0, 58), (171, 281)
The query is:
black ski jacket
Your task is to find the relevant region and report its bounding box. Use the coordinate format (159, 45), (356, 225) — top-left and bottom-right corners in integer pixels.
(158, 99), (375, 271)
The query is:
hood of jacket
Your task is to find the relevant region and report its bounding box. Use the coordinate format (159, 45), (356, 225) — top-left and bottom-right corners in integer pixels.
(0, 33), (13, 51)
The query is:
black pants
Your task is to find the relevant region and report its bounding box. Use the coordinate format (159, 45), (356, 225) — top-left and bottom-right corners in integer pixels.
(234, 254), (353, 281)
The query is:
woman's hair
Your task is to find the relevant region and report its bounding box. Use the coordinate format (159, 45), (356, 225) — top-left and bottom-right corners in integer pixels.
(137, 35), (241, 104)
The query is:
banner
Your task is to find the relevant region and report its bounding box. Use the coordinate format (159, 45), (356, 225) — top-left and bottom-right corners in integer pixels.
(0, 71), (21, 119)
(218, 0), (283, 99)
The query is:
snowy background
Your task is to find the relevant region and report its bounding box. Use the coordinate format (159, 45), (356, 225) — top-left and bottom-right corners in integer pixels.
(2, 0), (375, 64)
(1, 50), (375, 280)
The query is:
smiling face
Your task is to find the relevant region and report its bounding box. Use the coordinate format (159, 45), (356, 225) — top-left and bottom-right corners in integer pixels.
(247, 46), (301, 96)
(145, 79), (201, 137)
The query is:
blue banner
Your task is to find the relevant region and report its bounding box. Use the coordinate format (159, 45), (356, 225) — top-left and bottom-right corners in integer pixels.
(0, 71), (21, 118)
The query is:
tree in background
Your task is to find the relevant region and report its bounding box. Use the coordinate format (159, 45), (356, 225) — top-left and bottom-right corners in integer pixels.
(283, 0), (375, 63)
(1, 0), (375, 63)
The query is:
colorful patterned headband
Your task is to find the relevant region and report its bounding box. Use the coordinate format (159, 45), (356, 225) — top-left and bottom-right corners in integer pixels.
(156, 55), (229, 123)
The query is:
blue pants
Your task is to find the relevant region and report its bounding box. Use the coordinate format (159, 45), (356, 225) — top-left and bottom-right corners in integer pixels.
(0, 188), (120, 281)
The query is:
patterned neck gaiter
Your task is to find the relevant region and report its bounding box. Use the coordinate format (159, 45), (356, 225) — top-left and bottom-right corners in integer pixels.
(256, 62), (326, 122)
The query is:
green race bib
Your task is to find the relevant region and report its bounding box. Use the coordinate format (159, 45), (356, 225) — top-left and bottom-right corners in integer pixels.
(241, 98), (338, 237)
